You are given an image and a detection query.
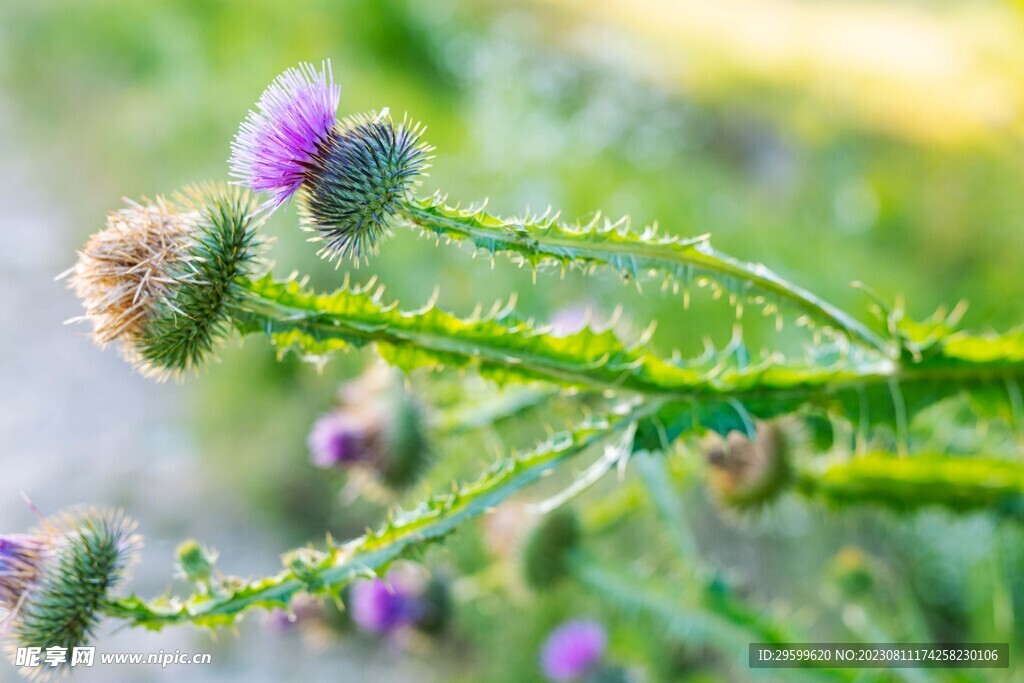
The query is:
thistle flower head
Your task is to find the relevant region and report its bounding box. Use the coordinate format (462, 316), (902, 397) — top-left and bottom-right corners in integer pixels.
(540, 620), (608, 682)
(2, 508), (140, 678)
(299, 110), (431, 260)
(308, 365), (430, 490)
(263, 594), (321, 634)
(347, 566), (448, 638)
(230, 61), (341, 206)
(349, 572), (421, 636)
(522, 508), (581, 591)
(307, 412), (377, 468)
(231, 62), (431, 260)
(65, 184), (263, 381)
(705, 421), (792, 509)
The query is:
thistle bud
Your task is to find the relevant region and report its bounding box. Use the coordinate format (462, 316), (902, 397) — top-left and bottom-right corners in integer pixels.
(65, 184), (262, 381)
(522, 508), (581, 592)
(229, 61), (431, 260)
(2, 508), (140, 678)
(175, 540), (218, 594)
(705, 421), (791, 509)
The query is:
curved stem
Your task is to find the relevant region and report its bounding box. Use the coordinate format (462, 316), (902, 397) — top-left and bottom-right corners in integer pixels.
(399, 197), (891, 355)
(229, 276), (1024, 435)
(104, 402), (658, 629)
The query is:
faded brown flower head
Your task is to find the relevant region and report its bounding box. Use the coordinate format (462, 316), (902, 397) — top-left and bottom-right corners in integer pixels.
(705, 421), (790, 508)
(64, 198), (198, 373)
(64, 184), (262, 382)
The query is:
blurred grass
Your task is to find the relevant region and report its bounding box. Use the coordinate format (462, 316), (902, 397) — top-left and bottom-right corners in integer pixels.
(4, 0), (1024, 680)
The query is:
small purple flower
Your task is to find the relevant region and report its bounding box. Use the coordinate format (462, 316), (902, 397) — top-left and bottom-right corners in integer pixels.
(307, 412), (375, 469)
(230, 61), (341, 206)
(349, 575), (421, 635)
(308, 366), (430, 489)
(540, 620), (608, 682)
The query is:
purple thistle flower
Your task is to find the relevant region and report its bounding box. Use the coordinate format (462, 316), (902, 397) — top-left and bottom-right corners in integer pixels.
(230, 61), (341, 206)
(308, 366), (431, 489)
(540, 620), (608, 682)
(349, 575), (422, 635)
(307, 412), (376, 469)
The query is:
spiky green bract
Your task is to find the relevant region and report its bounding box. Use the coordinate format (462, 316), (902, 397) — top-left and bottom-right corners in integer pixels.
(522, 508), (581, 591)
(798, 453), (1024, 519)
(134, 184), (264, 380)
(104, 403), (656, 630)
(7, 509), (140, 677)
(300, 112), (431, 260)
(399, 196), (889, 354)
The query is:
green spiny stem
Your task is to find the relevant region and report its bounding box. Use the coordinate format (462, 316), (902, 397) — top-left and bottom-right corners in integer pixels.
(566, 552), (853, 682)
(797, 453), (1024, 519)
(399, 196), (891, 355)
(229, 276), (1024, 435)
(103, 402), (657, 630)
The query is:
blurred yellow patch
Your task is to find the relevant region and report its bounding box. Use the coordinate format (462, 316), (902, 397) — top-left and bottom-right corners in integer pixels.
(542, 0), (1024, 146)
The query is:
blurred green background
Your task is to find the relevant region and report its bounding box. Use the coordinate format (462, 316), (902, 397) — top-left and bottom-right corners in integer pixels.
(2, 0), (1024, 681)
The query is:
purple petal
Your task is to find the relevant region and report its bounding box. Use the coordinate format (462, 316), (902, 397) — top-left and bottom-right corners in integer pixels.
(540, 620), (608, 682)
(350, 576), (420, 635)
(307, 412), (374, 468)
(230, 61), (341, 206)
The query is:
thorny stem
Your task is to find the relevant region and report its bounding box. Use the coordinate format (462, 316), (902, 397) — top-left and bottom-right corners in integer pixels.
(230, 277), (1024, 413)
(103, 401), (661, 629)
(399, 198), (892, 356)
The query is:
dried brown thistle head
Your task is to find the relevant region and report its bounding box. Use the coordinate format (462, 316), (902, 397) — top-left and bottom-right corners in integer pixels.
(705, 420), (791, 509)
(64, 184), (262, 380)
